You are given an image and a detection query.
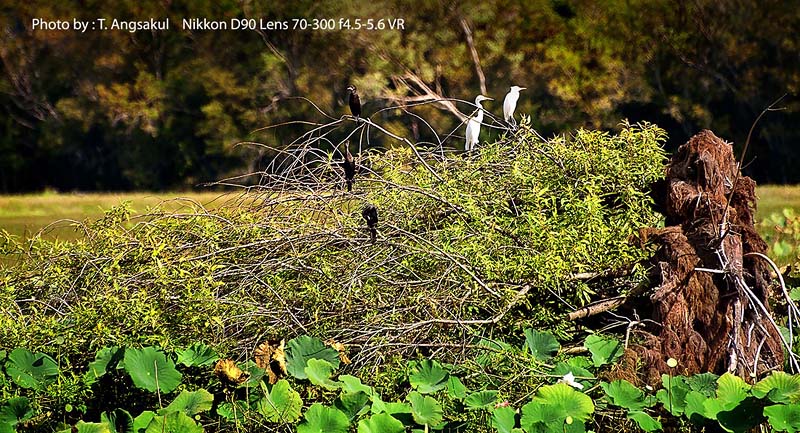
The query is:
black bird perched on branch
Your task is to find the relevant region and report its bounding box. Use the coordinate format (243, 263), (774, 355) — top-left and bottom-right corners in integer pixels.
(362, 203), (378, 244)
(346, 85), (361, 119)
(340, 142), (356, 192)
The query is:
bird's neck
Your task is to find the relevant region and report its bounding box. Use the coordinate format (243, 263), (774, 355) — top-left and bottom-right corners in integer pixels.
(474, 103), (484, 122)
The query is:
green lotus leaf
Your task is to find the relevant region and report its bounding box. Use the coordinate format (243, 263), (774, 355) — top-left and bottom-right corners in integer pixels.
(85, 347), (124, 385)
(492, 406), (517, 433)
(409, 359), (449, 394)
(132, 411), (155, 432)
(339, 375), (374, 395)
(520, 401), (563, 432)
(100, 409), (134, 433)
(335, 391), (370, 420)
(446, 375), (468, 399)
(357, 413), (405, 433)
(161, 389), (214, 416)
(175, 343), (218, 368)
(534, 383), (594, 421)
(0, 397), (33, 425)
(716, 397), (764, 433)
(524, 329), (560, 361)
(754, 371), (800, 404)
(656, 374), (690, 416)
(371, 396), (411, 416)
(123, 347), (182, 394)
(686, 372), (719, 397)
(552, 362), (594, 389)
(628, 411), (662, 432)
(583, 335), (623, 367)
(465, 390), (499, 410)
(765, 404), (800, 433)
(286, 336), (340, 380)
(713, 373), (749, 412)
(72, 422), (111, 433)
(256, 379), (303, 423)
(683, 390), (709, 422)
(5, 348), (59, 390)
(407, 391), (443, 426)
(216, 401), (248, 420)
(143, 411), (203, 433)
(297, 404), (349, 433)
(305, 358), (340, 390)
(601, 380), (649, 411)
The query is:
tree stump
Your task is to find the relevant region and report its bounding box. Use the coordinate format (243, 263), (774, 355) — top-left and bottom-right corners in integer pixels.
(636, 130), (783, 384)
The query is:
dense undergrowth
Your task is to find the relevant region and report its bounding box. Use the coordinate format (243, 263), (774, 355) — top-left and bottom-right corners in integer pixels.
(0, 121), (676, 431)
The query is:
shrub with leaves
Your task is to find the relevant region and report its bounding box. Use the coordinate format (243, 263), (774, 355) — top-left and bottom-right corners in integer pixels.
(0, 121), (666, 429)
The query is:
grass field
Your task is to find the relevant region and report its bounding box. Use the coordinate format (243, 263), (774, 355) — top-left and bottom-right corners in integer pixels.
(0, 191), (235, 241)
(756, 185), (800, 221)
(0, 186), (798, 241)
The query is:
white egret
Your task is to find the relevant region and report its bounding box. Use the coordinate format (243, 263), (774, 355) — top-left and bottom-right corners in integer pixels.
(465, 94), (493, 152)
(503, 85), (526, 126)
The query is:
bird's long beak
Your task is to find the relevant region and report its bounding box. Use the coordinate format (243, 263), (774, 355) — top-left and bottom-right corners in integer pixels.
(520, 87), (527, 91)
(485, 97), (494, 101)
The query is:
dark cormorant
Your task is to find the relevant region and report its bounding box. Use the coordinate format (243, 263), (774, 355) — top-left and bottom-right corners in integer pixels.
(346, 85), (361, 119)
(362, 203), (378, 244)
(340, 142), (356, 192)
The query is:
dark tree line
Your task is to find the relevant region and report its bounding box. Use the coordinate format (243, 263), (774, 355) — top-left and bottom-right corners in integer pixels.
(0, 0), (798, 192)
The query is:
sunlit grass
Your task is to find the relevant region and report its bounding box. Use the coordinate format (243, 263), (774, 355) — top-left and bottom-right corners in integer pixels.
(756, 185), (800, 222)
(0, 191), (234, 241)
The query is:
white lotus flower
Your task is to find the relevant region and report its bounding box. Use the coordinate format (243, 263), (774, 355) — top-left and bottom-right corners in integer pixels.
(559, 371), (584, 390)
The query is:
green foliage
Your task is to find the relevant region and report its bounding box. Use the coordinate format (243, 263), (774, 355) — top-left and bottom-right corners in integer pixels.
(256, 379), (303, 423)
(753, 371), (800, 404)
(13, 337), (800, 433)
(5, 0), (800, 193)
(446, 376), (468, 400)
(762, 209), (800, 267)
(5, 348), (59, 390)
(123, 347), (182, 394)
(601, 380), (653, 411)
(584, 335), (623, 367)
(161, 389), (214, 416)
(407, 391), (444, 426)
(297, 404), (350, 433)
(520, 383), (594, 433)
(142, 412), (203, 433)
(175, 343), (218, 368)
(0, 397), (33, 426)
(408, 359), (449, 394)
(523, 329), (560, 361)
(286, 336), (341, 380)
(765, 404), (800, 432)
(334, 391), (370, 421)
(305, 358), (340, 390)
(491, 406), (517, 433)
(85, 346), (124, 385)
(357, 413), (405, 433)
(601, 380), (660, 431)
(464, 390), (499, 410)
(100, 409), (134, 433)
(0, 125), (670, 431)
(63, 422), (112, 433)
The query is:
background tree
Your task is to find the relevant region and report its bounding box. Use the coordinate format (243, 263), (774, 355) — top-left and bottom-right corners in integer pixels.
(1, 0), (797, 192)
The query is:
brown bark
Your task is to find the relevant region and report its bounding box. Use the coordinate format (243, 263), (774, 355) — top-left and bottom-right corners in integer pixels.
(635, 130), (783, 385)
